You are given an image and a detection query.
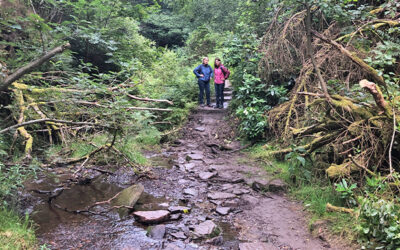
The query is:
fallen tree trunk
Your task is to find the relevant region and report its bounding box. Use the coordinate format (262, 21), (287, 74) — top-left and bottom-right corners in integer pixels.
(0, 43), (71, 92)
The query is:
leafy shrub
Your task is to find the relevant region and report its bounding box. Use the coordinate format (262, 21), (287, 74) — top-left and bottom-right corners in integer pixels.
(0, 163), (36, 206)
(284, 147), (312, 185)
(335, 179), (357, 207)
(357, 196), (400, 249)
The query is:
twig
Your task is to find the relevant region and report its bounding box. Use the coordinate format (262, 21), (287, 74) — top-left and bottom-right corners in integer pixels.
(349, 154), (377, 177)
(126, 107), (173, 112)
(304, 2), (331, 101)
(388, 107), (396, 176)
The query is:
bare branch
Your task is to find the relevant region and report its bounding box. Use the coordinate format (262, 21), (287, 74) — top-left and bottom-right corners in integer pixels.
(0, 119), (110, 134)
(127, 94), (173, 105)
(126, 107), (173, 112)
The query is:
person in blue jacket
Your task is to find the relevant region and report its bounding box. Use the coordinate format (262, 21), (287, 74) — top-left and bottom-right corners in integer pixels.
(193, 57), (213, 107)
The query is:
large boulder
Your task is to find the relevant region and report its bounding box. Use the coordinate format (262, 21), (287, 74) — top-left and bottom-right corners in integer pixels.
(111, 184), (144, 218)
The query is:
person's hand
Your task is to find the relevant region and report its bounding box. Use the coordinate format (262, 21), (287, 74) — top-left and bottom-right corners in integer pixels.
(200, 74), (204, 77)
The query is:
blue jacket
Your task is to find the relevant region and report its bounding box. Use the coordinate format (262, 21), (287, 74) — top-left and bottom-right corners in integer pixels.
(193, 64), (213, 82)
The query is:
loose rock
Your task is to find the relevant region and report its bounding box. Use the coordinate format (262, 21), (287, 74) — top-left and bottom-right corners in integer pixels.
(232, 188), (250, 195)
(168, 206), (191, 214)
(268, 179), (288, 193)
(183, 188), (198, 196)
(199, 171), (217, 180)
(195, 127), (206, 132)
(184, 163), (196, 171)
(194, 220), (219, 238)
(216, 207), (231, 215)
(148, 224), (166, 239)
(206, 236), (224, 246)
(170, 232), (187, 240)
(133, 210), (170, 224)
(207, 192), (236, 200)
(111, 184), (144, 218)
(170, 213), (182, 220)
(186, 153), (203, 161)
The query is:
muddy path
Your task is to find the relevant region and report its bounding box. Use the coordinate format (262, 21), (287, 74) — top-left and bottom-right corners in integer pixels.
(26, 82), (340, 249)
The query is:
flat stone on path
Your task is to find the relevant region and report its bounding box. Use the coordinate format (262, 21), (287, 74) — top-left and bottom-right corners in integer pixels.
(199, 171), (217, 180)
(216, 206), (231, 215)
(194, 220), (219, 238)
(184, 163), (196, 171)
(239, 242), (277, 250)
(168, 206), (191, 214)
(195, 127), (206, 132)
(133, 210), (170, 224)
(148, 224), (166, 239)
(111, 184), (144, 218)
(207, 192), (236, 200)
(170, 232), (187, 240)
(184, 188), (198, 196)
(232, 188), (250, 195)
(186, 153), (203, 161)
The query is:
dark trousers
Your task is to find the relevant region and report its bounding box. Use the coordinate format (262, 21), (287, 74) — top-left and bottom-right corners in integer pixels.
(215, 83), (224, 106)
(198, 80), (210, 105)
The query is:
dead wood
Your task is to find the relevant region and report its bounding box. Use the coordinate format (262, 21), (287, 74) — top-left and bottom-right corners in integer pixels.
(0, 118), (110, 134)
(311, 30), (386, 88)
(359, 79), (391, 117)
(305, 2), (331, 101)
(127, 94), (173, 105)
(326, 203), (354, 214)
(0, 43), (71, 92)
(126, 107), (173, 112)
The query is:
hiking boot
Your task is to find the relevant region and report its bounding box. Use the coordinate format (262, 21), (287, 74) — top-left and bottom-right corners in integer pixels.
(200, 104), (205, 107)
(207, 104), (213, 108)
(218, 105), (223, 109)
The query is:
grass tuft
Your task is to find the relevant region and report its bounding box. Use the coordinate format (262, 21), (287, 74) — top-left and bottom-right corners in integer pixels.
(0, 209), (37, 250)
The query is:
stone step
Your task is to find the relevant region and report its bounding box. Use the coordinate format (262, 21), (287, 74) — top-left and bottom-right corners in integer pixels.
(211, 95), (232, 101)
(223, 90), (233, 96)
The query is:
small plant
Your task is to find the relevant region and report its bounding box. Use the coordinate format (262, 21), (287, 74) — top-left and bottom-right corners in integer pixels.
(335, 179), (357, 207)
(357, 195), (400, 249)
(284, 147), (312, 185)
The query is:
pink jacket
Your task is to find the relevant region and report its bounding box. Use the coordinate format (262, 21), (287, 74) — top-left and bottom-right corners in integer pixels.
(214, 65), (226, 84)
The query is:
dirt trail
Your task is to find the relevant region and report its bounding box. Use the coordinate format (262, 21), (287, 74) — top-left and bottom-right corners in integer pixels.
(28, 81), (340, 249)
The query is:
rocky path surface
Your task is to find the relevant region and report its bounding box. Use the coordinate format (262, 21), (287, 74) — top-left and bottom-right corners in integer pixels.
(29, 81), (342, 249)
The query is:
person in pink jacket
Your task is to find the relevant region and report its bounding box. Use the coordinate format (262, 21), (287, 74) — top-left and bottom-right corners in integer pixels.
(213, 58), (228, 109)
